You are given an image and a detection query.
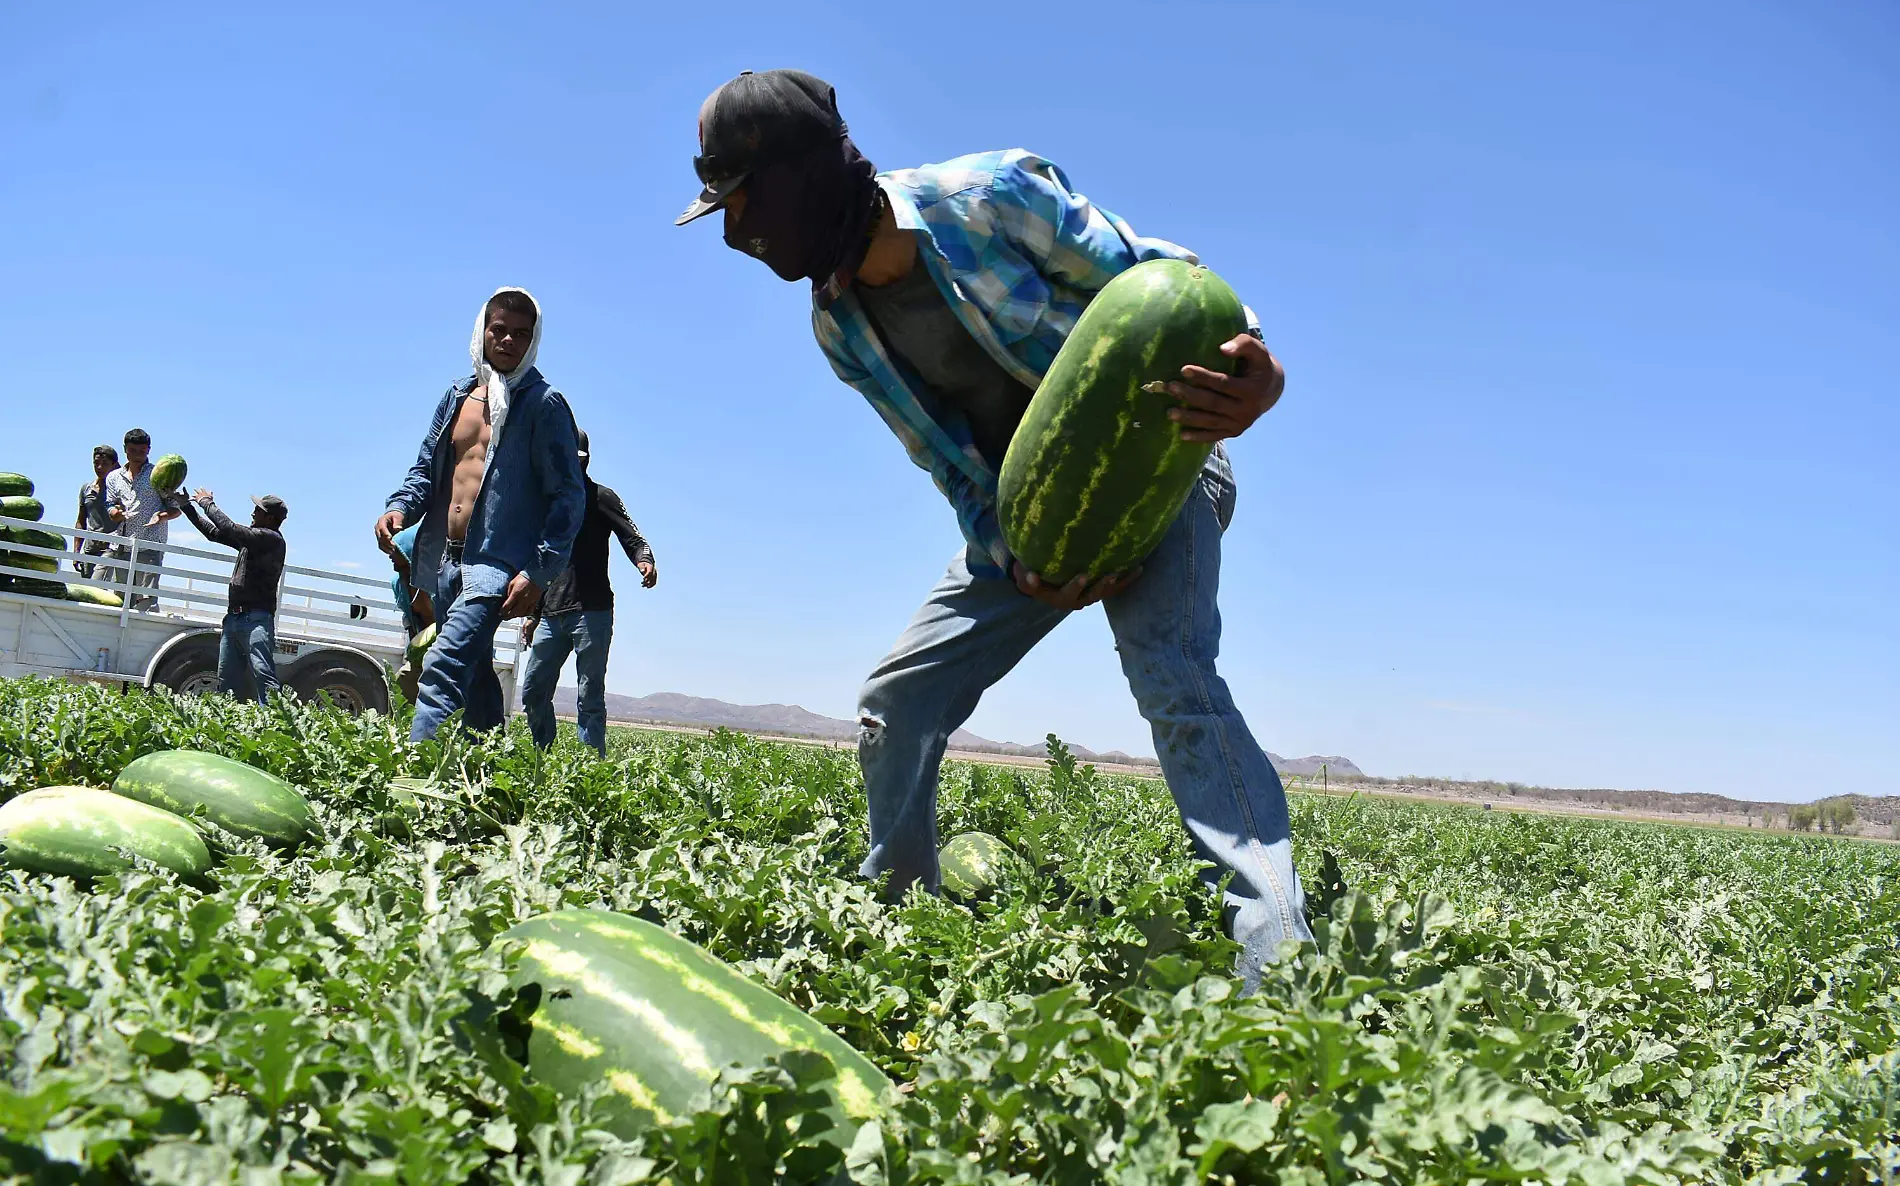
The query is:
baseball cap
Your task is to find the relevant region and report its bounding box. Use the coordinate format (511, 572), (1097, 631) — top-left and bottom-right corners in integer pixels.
(675, 69), (845, 226)
(576, 429), (590, 460)
(252, 495), (288, 521)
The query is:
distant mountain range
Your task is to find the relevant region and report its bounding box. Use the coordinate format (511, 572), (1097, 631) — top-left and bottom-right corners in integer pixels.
(548, 687), (1364, 776)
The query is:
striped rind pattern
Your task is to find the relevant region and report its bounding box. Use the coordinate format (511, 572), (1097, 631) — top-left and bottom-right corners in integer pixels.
(151, 455), (188, 495)
(998, 260), (1247, 583)
(112, 750), (314, 847)
(502, 908), (890, 1141)
(0, 497), (45, 523)
(6, 527), (65, 551)
(0, 786), (211, 878)
(65, 585), (124, 607)
(939, 831), (1013, 896)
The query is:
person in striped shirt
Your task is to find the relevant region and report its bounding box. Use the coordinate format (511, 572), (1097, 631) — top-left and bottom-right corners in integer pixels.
(675, 70), (1312, 989)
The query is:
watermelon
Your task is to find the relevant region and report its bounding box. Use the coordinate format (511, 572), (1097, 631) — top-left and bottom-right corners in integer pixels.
(151, 454), (188, 496)
(66, 583), (124, 608)
(112, 750), (314, 847)
(0, 786), (211, 879)
(6, 526), (65, 552)
(501, 908), (890, 1140)
(11, 578), (68, 599)
(3, 552), (57, 574)
(998, 259), (1249, 583)
(939, 831), (1018, 897)
(0, 473), (32, 498)
(406, 622), (439, 664)
(0, 496), (44, 523)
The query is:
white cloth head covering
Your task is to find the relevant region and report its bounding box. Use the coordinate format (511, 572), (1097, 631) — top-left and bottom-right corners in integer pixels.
(470, 286), (543, 438)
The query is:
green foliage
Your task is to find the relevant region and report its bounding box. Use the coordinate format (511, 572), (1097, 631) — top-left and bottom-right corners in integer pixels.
(0, 675), (1896, 1183)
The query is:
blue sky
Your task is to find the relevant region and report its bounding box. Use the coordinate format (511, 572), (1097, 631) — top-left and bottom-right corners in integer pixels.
(4, 2), (1894, 800)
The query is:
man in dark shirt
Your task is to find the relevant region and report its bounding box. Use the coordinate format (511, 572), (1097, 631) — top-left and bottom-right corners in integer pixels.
(73, 445), (122, 579)
(518, 430), (656, 754)
(174, 487), (289, 705)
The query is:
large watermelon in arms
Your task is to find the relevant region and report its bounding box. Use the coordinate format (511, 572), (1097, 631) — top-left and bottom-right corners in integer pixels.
(999, 259), (1249, 584)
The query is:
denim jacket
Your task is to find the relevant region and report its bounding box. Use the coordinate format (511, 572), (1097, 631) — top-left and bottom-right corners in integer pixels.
(384, 367), (586, 600)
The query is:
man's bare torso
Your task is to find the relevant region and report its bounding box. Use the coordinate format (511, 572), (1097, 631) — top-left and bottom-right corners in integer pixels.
(447, 388), (491, 542)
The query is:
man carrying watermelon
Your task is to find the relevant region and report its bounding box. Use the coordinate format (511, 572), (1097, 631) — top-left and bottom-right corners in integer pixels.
(676, 70), (1312, 986)
(171, 488), (289, 704)
(382, 523), (436, 705)
(374, 288), (587, 742)
(105, 428), (180, 611)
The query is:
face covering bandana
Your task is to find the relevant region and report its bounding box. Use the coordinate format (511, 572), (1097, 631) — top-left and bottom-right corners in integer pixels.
(723, 135), (880, 294)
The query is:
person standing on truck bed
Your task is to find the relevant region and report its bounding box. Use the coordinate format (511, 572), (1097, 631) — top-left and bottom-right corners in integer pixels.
(517, 429), (658, 755)
(374, 287), (587, 742)
(105, 428), (180, 612)
(73, 444), (120, 580)
(674, 70), (1307, 991)
(172, 488), (289, 705)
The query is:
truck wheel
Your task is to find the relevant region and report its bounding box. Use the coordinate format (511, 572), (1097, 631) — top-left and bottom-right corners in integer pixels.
(151, 636), (222, 697)
(290, 654), (390, 716)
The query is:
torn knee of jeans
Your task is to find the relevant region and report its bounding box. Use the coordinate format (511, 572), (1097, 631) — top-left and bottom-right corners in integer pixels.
(858, 712), (886, 744)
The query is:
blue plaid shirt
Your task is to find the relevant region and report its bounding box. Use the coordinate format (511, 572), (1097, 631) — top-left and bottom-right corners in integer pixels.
(813, 149), (1259, 578)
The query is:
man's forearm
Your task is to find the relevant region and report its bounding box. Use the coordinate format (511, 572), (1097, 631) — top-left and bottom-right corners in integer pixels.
(191, 499), (249, 546)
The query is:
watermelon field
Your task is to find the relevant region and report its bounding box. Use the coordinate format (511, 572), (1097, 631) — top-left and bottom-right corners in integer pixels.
(0, 675), (1895, 1184)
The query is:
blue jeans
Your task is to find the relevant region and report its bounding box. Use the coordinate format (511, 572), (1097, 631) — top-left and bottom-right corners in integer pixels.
(520, 610), (614, 754)
(856, 451), (1311, 988)
(218, 609), (281, 705)
(411, 553), (507, 741)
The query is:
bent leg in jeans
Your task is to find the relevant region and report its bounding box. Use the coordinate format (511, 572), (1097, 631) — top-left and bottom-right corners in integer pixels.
(1100, 451), (1311, 991)
(412, 558), (507, 742)
(570, 609), (614, 755)
(246, 612), (282, 702)
(857, 450), (1310, 988)
(218, 609), (281, 706)
(856, 553), (1067, 897)
(520, 615), (577, 749)
(217, 613), (257, 702)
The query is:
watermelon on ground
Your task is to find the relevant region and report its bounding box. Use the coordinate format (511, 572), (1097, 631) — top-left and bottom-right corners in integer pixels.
(998, 258), (1250, 584)
(112, 750), (314, 847)
(151, 454), (188, 496)
(939, 831), (1019, 897)
(0, 786), (211, 879)
(0, 496), (45, 524)
(501, 908), (891, 1141)
(0, 473), (32, 498)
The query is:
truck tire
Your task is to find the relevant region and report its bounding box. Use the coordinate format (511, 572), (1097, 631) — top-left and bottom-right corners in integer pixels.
(150, 636), (222, 698)
(289, 653), (390, 716)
